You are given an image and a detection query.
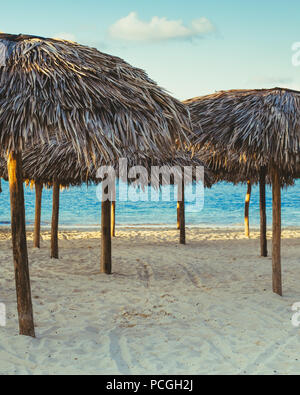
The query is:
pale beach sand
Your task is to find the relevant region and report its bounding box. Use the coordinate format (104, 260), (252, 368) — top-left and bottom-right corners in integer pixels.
(1, 227), (300, 375)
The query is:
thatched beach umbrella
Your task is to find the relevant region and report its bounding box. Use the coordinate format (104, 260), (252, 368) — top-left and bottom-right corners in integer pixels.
(112, 154), (213, 245)
(0, 32), (191, 337)
(1, 143), (206, 260)
(186, 88), (300, 296)
(2, 153), (89, 254)
(20, 139), (97, 258)
(173, 154), (213, 244)
(195, 147), (295, 244)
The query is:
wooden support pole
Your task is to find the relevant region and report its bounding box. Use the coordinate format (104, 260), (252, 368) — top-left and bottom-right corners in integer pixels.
(259, 167), (268, 257)
(101, 184), (112, 274)
(272, 168), (282, 296)
(51, 180), (60, 259)
(34, 182), (43, 249)
(179, 181), (186, 245)
(177, 200), (180, 230)
(177, 182), (181, 229)
(7, 152), (35, 337)
(244, 181), (252, 238)
(111, 201), (116, 238)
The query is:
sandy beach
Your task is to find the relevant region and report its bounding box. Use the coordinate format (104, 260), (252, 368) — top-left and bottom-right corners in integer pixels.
(1, 227), (300, 375)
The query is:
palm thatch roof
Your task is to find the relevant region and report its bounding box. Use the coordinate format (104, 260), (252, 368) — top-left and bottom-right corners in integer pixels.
(185, 88), (300, 180)
(0, 33), (191, 163)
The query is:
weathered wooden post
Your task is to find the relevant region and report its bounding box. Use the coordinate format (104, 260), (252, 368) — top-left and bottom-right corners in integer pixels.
(177, 201), (180, 230)
(101, 184), (112, 274)
(7, 152), (35, 337)
(51, 180), (60, 259)
(111, 201), (116, 238)
(244, 180), (251, 238)
(179, 180), (186, 245)
(34, 182), (43, 249)
(177, 183), (181, 230)
(272, 168), (282, 296)
(259, 167), (268, 257)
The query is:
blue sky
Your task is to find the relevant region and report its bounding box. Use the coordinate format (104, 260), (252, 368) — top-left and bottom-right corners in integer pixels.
(1, 0), (300, 99)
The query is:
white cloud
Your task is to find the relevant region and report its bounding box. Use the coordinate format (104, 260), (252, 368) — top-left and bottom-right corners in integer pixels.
(250, 76), (294, 85)
(53, 32), (76, 42)
(109, 12), (215, 42)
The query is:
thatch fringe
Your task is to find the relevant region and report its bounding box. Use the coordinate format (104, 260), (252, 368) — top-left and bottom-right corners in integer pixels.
(0, 138), (213, 188)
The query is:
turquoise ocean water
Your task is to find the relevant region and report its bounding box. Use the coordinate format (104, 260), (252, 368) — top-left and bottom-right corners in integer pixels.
(0, 180), (299, 228)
